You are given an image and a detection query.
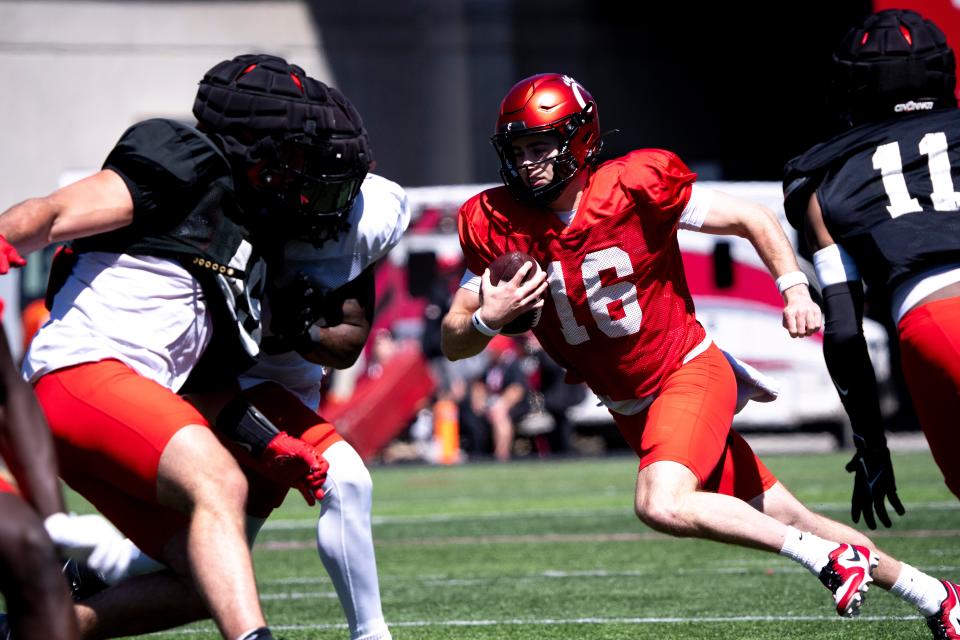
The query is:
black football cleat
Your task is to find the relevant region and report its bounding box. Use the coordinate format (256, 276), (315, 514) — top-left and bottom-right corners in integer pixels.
(0, 612), (10, 640)
(63, 558), (108, 601)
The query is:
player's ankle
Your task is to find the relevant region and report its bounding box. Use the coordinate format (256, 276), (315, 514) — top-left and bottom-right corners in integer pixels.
(779, 526), (838, 574)
(236, 626), (273, 640)
(891, 563), (948, 617)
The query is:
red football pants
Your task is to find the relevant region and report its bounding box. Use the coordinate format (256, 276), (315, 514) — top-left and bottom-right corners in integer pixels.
(898, 296), (960, 498)
(611, 343), (777, 501)
(33, 360), (204, 557)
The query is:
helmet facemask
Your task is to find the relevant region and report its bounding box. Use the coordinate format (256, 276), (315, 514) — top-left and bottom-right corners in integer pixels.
(491, 105), (598, 205)
(255, 135), (370, 247)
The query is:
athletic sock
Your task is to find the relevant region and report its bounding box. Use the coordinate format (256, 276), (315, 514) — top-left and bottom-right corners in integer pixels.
(236, 627), (273, 640)
(355, 627), (392, 640)
(891, 563), (948, 617)
(778, 526), (840, 575)
(118, 539), (165, 582)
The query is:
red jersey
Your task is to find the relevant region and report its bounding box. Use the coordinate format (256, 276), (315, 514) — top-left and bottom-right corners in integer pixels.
(459, 149), (706, 400)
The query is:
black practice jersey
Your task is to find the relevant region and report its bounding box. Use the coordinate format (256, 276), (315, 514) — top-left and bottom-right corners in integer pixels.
(65, 119), (265, 386)
(784, 108), (960, 292)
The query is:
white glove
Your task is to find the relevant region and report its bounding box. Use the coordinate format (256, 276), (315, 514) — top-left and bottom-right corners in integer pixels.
(43, 512), (132, 584)
(721, 349), (781, 413)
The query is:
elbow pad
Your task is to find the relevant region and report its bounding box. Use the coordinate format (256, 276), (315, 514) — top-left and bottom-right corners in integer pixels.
(215, 395), (281, 458)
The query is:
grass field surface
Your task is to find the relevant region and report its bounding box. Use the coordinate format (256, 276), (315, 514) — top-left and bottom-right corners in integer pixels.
(72, 449), (959, 639)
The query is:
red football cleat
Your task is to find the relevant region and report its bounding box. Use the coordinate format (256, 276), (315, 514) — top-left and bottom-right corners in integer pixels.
(818, 543), (878, 617)
(927, 580), (960, 639)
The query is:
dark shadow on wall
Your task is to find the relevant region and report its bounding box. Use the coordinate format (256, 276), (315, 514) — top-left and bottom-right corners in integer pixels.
(309, 0), (870, 186)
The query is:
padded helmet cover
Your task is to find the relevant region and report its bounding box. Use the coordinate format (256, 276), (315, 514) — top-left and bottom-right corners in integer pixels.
(833, 9), (957, 125)
(193, 54), (372, 245)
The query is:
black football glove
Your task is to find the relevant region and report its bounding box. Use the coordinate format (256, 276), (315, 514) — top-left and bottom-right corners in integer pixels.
(844, 444), (905, 529)
(267, 271), (326, 349)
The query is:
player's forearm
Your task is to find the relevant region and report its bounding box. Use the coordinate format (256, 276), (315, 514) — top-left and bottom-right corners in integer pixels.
(0, 171), (133, 254)
(297, 323), (368, 369)
(441, 310), (491, 360)
(741, 206), (804, 282)
(0, 404), (66, 518)
(0, 334), (65, 516)
(0, 197), (61, 255)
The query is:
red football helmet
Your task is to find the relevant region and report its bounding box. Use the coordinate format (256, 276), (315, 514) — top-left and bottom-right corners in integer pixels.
(491, 73), (602, 204)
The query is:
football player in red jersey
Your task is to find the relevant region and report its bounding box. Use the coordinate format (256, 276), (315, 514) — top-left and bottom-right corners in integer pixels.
(443, 72), (960, 632)
(785, 10), (960, 638)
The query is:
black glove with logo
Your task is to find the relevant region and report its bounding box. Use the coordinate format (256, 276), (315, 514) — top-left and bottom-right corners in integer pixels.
(844, 442), (905, 529)
(264, 271), (326, 353)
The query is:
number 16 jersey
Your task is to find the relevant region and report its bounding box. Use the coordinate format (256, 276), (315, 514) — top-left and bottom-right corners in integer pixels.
(458, 149), (708, 402)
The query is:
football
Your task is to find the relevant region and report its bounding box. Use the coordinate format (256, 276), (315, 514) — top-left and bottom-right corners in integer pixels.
(481, 251), (542, 335)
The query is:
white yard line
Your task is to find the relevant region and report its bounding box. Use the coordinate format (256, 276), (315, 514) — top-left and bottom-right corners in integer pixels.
(261, 500), (960, 530)
(257, 527), (960, 550)
(151, 613), (922, 635)
(262, 564), (960, 588)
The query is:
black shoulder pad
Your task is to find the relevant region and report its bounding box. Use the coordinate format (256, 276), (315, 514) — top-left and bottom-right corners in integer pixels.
(103, 119), (232, 233)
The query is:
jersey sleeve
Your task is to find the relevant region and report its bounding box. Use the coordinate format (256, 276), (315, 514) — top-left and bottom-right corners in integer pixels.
(782, 158), (817, 233)
(618, 149), (697, 221)
(359, 174), (411, 265)
(457, 194), (501, 277)
(103, 119), (231, 234)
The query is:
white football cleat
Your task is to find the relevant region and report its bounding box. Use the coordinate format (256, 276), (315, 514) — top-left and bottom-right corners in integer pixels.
(927, 580), (960, 639)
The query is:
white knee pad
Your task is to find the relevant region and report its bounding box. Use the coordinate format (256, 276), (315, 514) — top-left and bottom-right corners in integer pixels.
(322, 440), (374, 516)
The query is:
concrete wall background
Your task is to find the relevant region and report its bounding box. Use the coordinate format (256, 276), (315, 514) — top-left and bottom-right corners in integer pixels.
(0, 0), (331, 206)
(0, 0), (333, 343)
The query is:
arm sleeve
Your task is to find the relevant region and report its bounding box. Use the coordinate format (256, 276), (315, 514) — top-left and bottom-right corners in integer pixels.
(103, 119), (230, 235)
(618, 149), (697, 223)
(821, 280), (886, 448)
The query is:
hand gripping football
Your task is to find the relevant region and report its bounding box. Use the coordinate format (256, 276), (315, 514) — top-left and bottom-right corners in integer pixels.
(482, 251), (542, 335)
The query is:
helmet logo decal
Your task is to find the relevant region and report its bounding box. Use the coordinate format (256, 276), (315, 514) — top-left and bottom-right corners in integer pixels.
(894, 100), (934, 113)
(562, 75), (588, 109)
(832, 9), (957, 126)
(491, 72), (602, 205)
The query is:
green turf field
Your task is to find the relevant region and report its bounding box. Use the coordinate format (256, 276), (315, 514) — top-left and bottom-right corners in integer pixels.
(83, 449), (959, 639)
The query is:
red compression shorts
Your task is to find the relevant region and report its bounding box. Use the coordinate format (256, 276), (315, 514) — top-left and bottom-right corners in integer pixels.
(240, 382), (342, 517)
(610, 342), (777, 501)
(33, 360), (206, 557)
(898, 296), (960, 498)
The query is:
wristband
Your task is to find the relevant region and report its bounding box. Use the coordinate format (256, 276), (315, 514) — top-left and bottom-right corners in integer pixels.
(471, 310), (501, 337)
(775, 271), (809, 295)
